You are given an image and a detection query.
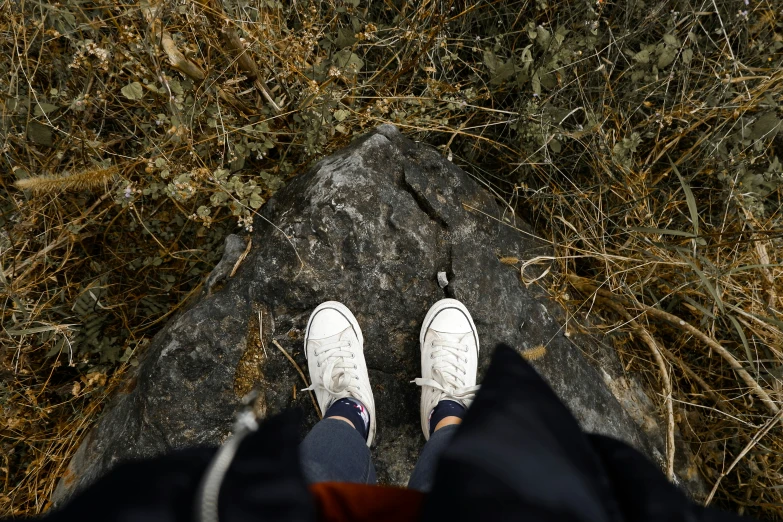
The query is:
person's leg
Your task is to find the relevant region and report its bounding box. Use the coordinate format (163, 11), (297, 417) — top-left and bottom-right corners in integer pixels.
(300, 417), (377, 484)
(409, 298), (480, 491)
(407, 423), (458, 491)
(299, 301), (377, 484)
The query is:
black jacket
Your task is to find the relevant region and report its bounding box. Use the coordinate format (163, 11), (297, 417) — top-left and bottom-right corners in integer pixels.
(35, 345), (747, 522)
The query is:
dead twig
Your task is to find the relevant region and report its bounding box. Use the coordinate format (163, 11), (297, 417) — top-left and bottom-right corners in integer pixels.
(592, 294), (677, 482)
(569, 275), (781, 418)
(705, 408), (783, 506)
(142, 5), (205, 81)
(271, 339), (321, 419)
(657, 344), (728, 409)
(142, 1), (251, 113)
(229, 238), (252, 278)
(256, 309), (267, 359)
(199, 0), (282, 113)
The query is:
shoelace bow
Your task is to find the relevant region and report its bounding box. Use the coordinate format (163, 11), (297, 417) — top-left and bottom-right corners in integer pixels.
(302, 340), (368, 404)
(414, 340), (480, 401)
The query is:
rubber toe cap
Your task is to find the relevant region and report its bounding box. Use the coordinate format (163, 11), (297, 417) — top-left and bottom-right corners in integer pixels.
(308, 308), (352, 339)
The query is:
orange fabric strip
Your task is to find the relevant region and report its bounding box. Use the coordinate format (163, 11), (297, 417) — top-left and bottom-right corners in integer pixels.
(309, 482), (424, 522)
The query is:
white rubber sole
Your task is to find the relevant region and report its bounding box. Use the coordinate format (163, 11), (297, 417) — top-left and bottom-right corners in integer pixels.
(419, 298), (480, 353)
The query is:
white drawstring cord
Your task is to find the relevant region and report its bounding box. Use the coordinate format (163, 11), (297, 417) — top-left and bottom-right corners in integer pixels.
(196, 393), (260, 522)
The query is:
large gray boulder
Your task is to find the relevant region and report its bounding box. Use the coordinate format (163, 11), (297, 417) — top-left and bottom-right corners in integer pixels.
(54, 125), (701, 502)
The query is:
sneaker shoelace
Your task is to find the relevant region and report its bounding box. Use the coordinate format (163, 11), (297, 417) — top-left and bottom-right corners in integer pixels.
(414, 340), (480, 402)
(303, 339), (369, 408)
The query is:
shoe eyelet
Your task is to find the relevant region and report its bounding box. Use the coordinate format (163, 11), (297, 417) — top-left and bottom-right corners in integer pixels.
(430, 353), (434, 359)
(354, 364), (358, 369)
(317, 362), (321, 367)
(352, 353), (355, 358)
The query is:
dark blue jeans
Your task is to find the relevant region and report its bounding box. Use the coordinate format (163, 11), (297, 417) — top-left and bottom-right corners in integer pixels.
(300, 419), (458, 492)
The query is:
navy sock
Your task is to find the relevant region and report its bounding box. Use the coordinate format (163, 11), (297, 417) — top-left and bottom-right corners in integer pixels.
(429, 400), (466, 436)
(324, 398), (370, 440)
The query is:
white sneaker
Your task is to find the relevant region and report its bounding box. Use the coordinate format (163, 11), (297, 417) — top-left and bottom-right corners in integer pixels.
(414, 298), (480, 440)
(302, 301), (376, 446)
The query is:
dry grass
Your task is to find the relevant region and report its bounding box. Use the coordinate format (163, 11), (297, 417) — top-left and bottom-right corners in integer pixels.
(14, 166), (118, 194)
(1, 0), (782, 517)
